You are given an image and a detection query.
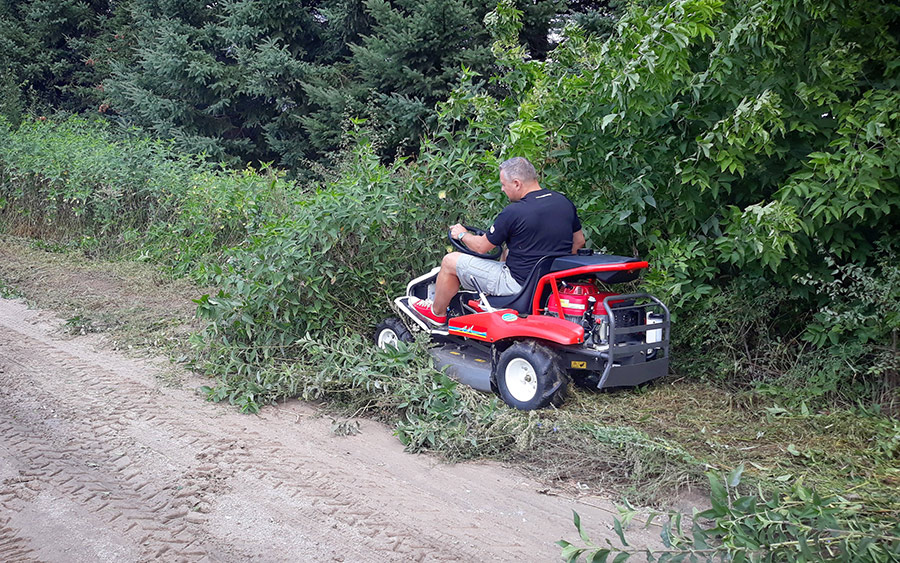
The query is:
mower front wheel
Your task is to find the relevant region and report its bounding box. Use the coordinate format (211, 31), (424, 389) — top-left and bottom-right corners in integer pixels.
(494, 341), (568, 410)
(374, 317), (413, 350)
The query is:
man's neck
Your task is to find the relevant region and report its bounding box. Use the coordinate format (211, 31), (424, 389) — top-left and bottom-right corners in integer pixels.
(520, 182), (542, 197)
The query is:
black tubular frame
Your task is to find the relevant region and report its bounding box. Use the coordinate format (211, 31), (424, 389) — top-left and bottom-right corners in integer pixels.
(595, 293), (671, 389)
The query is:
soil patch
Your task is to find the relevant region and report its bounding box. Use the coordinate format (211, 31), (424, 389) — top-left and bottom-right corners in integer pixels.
(1, 236), (205, 354)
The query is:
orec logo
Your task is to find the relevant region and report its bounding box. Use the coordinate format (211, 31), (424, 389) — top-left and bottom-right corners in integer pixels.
(501, 313), (517, 322)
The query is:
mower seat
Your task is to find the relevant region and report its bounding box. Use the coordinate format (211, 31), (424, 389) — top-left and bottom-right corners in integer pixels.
(480, 255), (566, 315)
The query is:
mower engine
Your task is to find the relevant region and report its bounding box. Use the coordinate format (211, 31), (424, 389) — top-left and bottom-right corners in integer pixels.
(546, 282), (657, 348)
(546, 282), (616, 323)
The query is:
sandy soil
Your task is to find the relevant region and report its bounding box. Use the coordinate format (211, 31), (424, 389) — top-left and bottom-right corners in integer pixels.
(0, 297), (663, 562)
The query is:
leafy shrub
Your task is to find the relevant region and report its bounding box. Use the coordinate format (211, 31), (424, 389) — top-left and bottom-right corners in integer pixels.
(560, 467), (900, 562)
(192, 136), (446, 367)
(0, 115), (192, 242)
(0, 115), (297, 281)
(432, 0), (900, 404)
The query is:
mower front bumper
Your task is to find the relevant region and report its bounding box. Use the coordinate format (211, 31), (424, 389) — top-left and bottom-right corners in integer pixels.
(558, 344), (668, 388)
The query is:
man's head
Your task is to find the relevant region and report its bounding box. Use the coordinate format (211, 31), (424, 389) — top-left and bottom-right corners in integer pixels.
(499, 157), (539, 201)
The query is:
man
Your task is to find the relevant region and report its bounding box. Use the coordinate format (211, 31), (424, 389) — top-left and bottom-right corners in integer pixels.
(410, 156), (586, 325)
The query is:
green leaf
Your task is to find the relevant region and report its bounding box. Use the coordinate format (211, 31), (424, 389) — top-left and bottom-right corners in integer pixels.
(560, 544), (587, 563)
(613, 517), (629, 547)
(691, 523), (708, 549)
(728, 464), (744, 487)
(660, 524), (672, 548)
(574, 510), (591, 544)
(707, 473), (729, 516)
(601, 113), (618, 130)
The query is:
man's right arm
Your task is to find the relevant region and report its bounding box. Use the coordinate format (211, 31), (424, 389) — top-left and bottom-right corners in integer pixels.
(450, 223), (497, 255)
(571, 229), (586, 254)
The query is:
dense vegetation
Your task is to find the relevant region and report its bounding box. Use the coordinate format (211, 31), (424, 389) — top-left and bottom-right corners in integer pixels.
(0, 0), (606, 166)
(1, 0), (898, 560)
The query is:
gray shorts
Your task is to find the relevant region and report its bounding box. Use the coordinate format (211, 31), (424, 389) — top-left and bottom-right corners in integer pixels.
(456, 255), (523, 296)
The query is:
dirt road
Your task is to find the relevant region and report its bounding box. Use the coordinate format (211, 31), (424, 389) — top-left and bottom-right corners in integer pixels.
(0, 298), (657, 562)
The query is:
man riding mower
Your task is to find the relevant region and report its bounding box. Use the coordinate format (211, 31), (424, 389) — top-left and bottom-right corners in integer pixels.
(375, 158), (670, 410)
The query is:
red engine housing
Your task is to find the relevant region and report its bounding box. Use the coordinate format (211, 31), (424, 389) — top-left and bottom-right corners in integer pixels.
(546, 282), (619, 320)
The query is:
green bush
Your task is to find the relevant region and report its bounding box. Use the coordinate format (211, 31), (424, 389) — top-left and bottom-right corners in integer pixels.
(429, 0), (900, 405)
(560, 467), (900, 562)
(0, 115), (296, 281)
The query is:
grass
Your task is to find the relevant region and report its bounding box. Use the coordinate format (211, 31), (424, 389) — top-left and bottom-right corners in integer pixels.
(0, 235), (205, 361)
(561, 383), (899, 515)
(0, 278), (21, 299)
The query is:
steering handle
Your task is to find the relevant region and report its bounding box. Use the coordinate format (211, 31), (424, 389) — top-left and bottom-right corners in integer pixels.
(448, 225), (502, 260)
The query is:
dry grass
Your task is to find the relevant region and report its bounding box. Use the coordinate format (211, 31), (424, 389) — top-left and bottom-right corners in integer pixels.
(0, 235), (208, 359)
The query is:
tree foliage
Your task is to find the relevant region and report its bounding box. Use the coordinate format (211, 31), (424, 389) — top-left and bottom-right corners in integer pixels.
(101, 0), (328, 167)
(0, 0), (109, 122)
(0, 1), (602, 167)
(434, 0), (899, 401)
(92, 0), (582, 167)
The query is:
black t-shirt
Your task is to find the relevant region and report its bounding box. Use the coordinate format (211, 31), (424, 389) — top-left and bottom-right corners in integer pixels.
(485, 189), (582, 284)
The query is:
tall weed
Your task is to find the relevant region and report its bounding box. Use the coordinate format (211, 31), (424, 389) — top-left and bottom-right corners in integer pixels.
(0, 116), (297, 282)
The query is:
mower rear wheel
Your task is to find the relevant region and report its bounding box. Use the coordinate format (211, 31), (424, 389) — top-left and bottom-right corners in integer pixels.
(494, 341), (568, 410)
(374, 317), (413, 350)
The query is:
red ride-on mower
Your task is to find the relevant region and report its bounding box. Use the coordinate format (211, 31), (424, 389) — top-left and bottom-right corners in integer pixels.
(374, 227), (671, 410)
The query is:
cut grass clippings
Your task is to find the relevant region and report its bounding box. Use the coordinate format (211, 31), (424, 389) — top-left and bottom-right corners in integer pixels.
(0, 235), (206, 359)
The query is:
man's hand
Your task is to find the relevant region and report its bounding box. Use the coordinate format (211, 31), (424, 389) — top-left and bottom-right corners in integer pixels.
(572, 229), (586, 254)
(449, 223), (497, 255)
(449, 223), (467, 240)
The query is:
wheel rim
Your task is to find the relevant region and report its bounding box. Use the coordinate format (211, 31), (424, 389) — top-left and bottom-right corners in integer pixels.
(377, 328), (400, 349)
(505, 357), (538, 402)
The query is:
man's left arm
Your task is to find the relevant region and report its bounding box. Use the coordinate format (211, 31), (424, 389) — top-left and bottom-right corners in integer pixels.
(571, 229), (585, 254)
(449, 223), (497, 255)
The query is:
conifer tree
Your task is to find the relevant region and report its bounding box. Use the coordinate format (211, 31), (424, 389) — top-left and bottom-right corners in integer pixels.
(97, 0), (611, 167)
(0, 0), (108, 122)
(301, 0), (574, 160)
(103, 0), (324, 167)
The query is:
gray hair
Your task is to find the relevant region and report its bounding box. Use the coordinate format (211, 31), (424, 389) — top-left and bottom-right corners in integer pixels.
(499, 157), (538, 183)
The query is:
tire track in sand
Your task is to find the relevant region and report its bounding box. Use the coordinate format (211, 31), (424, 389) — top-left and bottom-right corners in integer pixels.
(0, 302), (487, 561)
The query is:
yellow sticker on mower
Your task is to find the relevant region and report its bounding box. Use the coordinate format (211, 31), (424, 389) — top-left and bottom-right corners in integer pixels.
(571, 361), (587, 369)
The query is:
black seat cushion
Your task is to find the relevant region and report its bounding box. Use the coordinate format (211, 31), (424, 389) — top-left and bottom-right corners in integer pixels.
(550, 253), (640, 271)
(550, 253), (643, 284)
(484, 255), (565, 314)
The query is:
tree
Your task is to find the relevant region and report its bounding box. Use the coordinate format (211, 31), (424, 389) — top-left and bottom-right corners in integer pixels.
(301, 0), (580, 161)
(102, 0), (327, 167)
(0, 0), (109, 123)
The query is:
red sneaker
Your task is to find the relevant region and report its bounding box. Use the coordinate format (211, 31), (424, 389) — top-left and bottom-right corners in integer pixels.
(409, 297), (447, 325)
